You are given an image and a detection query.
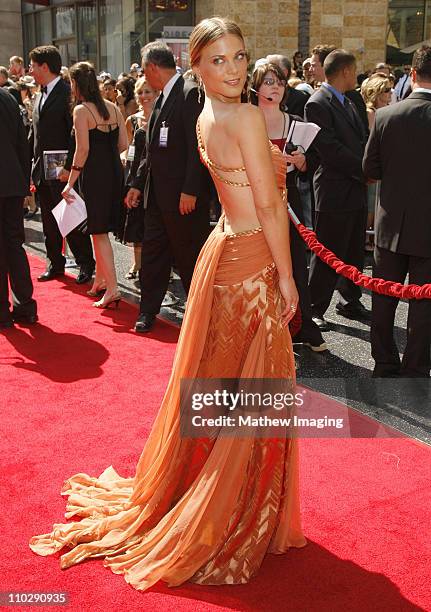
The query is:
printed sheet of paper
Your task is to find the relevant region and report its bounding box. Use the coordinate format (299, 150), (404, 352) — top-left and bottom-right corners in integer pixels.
(285, 122), (321, 173)
(52, 188), (87, 237)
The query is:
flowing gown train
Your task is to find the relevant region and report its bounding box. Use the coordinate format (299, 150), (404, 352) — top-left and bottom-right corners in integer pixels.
(29, 134), (307, 591)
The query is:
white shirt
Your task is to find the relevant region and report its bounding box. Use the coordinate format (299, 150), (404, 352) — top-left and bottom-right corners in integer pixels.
(414, 87), (431, 94)
(40, 75), (61, 109)
(394, 74), (411, 101)
(161, 72), (181, 108)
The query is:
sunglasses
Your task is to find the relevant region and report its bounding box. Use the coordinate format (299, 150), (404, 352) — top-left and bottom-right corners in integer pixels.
(262, 77), (286, 87)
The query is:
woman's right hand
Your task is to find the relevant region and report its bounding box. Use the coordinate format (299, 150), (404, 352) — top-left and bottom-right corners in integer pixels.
(278, 276), (299, 326)
(61, 183), (75, 204)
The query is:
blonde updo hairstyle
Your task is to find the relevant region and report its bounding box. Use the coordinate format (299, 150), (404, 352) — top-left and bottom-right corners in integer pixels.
(361, 73), (391, 110)
(189, 17), (246, 70)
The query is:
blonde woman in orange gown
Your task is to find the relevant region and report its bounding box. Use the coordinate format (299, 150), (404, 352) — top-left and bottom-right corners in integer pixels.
(30, 18), (307, 591)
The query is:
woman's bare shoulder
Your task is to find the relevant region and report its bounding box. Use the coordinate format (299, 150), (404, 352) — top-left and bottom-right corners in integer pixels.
(103, 99), (117, 113)
(226, 104), (264, 132)
(227, 103), (262, 125)
(103, 99), (121, 119)
(73, 103), (89, 120)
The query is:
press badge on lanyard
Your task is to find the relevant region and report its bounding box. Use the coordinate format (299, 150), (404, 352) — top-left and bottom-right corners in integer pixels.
(159, 121), (169, 148)
(127, 144), (135, 161)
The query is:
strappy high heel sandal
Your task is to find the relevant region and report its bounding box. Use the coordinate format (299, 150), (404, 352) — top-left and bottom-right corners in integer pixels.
(87, 284), (106, 297)
(92, 292), (121, 309)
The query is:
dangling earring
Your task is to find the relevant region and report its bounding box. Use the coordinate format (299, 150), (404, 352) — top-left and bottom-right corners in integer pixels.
(197, 74), (204, 104)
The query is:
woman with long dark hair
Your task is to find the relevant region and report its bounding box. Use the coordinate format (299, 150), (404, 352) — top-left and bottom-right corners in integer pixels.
(116, 75), (139, 119)
(61, 61), (128, 308)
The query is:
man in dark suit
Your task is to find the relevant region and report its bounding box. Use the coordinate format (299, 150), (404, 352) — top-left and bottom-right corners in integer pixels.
(394, 65), (411, 101)
(28, 45), (94, 283)
(0, 87), (37, 328)
(308, 44), (368, 129)
(126, 42), (210, 333)
(305, 49), (369, 331)
(267, 54), (309, 117)
(363, 46), (431, 378)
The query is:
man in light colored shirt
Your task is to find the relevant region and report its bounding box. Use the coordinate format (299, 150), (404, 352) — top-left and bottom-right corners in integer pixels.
(394, 66), (411, 101)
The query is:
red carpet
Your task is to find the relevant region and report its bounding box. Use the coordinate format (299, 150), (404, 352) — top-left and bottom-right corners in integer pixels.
(1, 254), (430, 611)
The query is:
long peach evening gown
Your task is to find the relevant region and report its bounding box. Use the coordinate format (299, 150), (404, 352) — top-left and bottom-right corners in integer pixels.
(29, 125), (307, 591)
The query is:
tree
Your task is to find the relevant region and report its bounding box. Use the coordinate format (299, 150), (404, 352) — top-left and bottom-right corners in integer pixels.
(298, 0), (311, 56)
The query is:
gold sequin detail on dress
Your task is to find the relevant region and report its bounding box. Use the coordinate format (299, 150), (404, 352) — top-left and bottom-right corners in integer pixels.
(197, 118), (288, 202)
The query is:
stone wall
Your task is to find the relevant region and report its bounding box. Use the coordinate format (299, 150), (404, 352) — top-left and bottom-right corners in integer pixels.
(309, 0), (388, 71)
(195, 0), (388, 71)
(0, 0), (23, 66)
(195, 0), (299, 61)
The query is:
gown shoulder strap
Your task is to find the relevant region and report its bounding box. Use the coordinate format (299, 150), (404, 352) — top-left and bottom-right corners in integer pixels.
(82, 102), (99, 124)
(196, 119), (250, 187)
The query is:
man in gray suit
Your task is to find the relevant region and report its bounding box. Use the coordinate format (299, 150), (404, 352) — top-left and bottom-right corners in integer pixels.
(363, 46), (431, 377)
(0, 87), (37, 328)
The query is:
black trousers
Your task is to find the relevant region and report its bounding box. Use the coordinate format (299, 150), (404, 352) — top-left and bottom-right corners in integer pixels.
(372, 245), (431, 377)
(0, 196), (37, 323)
(139, 193), (210, 316)
(37, 181), (94, 272)
(308, 208), (367, 317)
(290, 223), (322, 338)
(287, 177), (321, 340)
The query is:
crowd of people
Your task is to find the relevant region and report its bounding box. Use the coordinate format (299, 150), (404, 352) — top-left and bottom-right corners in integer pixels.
(0, 15), (426, 594)
(1, 34), (430, 378)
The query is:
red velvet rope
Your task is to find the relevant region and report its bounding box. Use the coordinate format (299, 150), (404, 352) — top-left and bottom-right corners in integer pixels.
(293, 221), (431, 299)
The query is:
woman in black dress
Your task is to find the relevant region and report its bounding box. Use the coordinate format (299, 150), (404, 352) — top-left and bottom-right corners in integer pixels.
(61, 61), (128, 308)
(117, 77), (158, 279)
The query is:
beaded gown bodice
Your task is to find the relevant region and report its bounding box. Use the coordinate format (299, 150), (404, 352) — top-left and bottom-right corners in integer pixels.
(196, 118), (287, 200)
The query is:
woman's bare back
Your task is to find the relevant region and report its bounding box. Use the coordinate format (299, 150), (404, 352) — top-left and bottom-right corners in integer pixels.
(198, 103), (269, 234)
(80, 100), (120, 131)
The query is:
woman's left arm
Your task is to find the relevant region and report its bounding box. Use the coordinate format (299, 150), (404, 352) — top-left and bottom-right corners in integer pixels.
(62, 106), (89, 203)
(116, 105), (129, 154)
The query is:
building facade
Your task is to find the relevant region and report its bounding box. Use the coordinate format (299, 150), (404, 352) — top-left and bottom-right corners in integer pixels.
(1, 1), (431, 74)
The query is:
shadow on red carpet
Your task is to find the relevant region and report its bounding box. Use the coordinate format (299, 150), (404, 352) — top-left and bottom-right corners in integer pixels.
(0, 254), (430, 611)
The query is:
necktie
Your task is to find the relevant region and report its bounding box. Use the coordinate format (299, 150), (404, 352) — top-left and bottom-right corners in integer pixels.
(399, 75), (408, 100)
(149, 92), (164, 139)
(41, 85), (48, 94)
